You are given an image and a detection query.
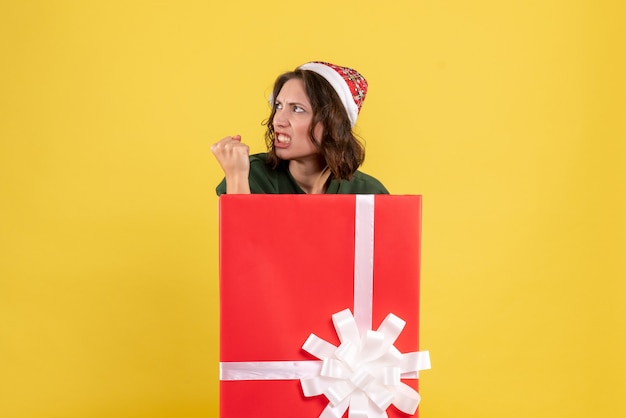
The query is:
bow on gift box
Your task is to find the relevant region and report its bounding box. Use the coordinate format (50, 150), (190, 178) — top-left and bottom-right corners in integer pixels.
(220, 195), (431, 417)
(301, 309), (430, 417)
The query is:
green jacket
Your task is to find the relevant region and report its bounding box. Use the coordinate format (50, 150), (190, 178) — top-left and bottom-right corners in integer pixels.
(216, 153), (388, 195)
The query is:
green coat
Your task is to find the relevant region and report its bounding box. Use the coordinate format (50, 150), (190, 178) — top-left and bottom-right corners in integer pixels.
(216, 153), (388, 195)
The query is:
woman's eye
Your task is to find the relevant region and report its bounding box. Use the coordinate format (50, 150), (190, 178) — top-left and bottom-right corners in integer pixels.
(275, 102), (283, 110)
(293, 106), (304, 113)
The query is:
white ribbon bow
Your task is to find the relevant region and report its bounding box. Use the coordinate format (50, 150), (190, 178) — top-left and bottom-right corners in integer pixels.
(301, 309), (430, 418)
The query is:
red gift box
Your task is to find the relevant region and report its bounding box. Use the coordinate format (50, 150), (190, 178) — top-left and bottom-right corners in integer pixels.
(219, 195), (429, 417)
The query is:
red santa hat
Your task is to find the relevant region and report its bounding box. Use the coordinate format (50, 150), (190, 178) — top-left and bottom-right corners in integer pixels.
(298, 61), (368, 127)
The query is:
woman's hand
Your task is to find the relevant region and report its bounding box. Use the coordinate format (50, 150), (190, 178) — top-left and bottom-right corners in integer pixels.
(211, 135), (251, 194)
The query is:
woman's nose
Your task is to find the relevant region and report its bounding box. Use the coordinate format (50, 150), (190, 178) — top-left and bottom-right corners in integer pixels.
(273, 109), (288, 127)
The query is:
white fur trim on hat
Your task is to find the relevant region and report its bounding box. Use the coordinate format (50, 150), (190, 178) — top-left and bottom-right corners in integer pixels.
(298, 62), (359, 127)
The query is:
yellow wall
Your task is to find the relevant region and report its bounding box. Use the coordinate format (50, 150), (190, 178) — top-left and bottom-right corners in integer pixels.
(1, 1), (624, 417)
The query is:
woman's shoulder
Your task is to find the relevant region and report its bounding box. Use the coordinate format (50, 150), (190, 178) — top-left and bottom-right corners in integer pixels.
(332, 170), (389, 194)
(352, 170), (389, 192)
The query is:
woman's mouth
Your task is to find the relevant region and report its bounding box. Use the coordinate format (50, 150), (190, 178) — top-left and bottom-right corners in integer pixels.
(275, 133), (291, 148)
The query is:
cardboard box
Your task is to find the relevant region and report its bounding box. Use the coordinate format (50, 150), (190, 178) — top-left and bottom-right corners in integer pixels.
(219, 195), (428, 417)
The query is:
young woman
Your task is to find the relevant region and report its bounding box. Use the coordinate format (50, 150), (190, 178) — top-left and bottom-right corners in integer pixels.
(211, 61), (388, 195)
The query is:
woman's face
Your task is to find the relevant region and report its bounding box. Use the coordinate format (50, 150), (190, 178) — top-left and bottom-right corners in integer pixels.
(272, 78), (323, 162)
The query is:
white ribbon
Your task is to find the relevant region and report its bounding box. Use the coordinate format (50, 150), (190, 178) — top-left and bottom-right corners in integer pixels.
(220, 195), (431, 417)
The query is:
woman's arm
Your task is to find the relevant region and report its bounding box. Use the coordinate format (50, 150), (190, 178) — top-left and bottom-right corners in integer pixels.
(211, 135), (251, 194)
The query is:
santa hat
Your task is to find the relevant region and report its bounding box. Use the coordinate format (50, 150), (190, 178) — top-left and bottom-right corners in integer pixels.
(298, 61), (368, 127)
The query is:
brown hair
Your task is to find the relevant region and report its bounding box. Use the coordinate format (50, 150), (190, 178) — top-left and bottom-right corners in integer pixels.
(263, 69), (365, 180)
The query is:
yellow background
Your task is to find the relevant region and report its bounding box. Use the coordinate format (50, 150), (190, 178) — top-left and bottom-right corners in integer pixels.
(1, 1), (624, 417)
